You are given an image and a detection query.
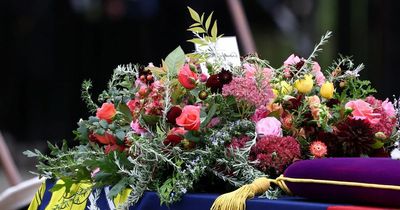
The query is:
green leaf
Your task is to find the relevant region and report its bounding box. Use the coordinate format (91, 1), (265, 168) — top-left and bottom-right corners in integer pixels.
(200, 13), (205, 23)
(184, 131), (201, 143)
(187, 27), (206, 33)
(108, 177), (128, 199)
(205, 12), (213, 30)
(165, 46), (185, 77)
(201, 103), (217, 127)
(99, 120), (108, 129)
(211, 20), (218, 38)
(115, 130), (125, 141)
(187, 7), (200, 22)
(189, 23), (201, 27)
(187, 38), (206, 45)
(141, 114), (161, 125)
(118, 103), (133, 122)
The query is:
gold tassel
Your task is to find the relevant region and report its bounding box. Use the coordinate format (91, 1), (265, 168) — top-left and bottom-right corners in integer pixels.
(210, 177), (270, 210)
(210, 174), (400, 210)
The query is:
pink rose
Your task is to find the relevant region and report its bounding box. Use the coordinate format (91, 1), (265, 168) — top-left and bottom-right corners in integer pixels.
(178, 64), (198, 89)
(345, 99), (380, 124)
(96, 103), (117, 123)
(283, 54), (302, 78)
(255, 117), (283, 137)
(382, 99), (396, 118)
(130, 120), (147, 134)
(311, 62), (326, 86)
(284, 54), (301, 66)
(176, 105), (201, 130)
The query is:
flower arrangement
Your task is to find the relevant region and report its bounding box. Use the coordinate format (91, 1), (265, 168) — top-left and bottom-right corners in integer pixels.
(25, 7), (400, 209)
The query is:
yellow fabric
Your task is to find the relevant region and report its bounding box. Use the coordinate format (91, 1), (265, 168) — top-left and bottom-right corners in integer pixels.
(113, 188), (133, 207)
(44, 180), (92, 210)
(28, 181), (47, 210)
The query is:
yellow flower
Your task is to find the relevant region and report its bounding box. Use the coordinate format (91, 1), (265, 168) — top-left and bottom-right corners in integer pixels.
(272, 89), (279, 97)
(320, 81), (335, 99)
(279, 81), (293, 95)
(294, 74), (313, 94)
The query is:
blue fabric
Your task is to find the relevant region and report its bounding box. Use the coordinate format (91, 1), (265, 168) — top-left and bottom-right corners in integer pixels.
(129, 192), (333, 210)
(32, 180), (353, 210)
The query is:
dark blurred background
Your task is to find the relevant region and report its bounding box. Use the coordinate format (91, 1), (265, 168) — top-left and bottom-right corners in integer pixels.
(1, 0), (400, 187)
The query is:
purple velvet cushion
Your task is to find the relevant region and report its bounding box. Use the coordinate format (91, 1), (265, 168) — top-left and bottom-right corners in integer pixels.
(283, 158), (400, 207)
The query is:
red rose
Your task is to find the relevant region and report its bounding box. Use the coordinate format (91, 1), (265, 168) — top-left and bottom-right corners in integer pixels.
(164, 127), (187, 146)
(176, 105), (200, 130)
(96, 103), (116, 122)
(93, 132), (116, 145)
(178, 64), (198, 89)
(104, 144), (125, 154)
(166, 106), (182, 124)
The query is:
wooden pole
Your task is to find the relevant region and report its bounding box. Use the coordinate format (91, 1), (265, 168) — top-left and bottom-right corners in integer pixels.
(226, 0), (256, 54)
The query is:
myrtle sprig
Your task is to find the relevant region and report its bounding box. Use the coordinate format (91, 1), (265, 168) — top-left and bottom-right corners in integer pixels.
(81, 80), (98, 113)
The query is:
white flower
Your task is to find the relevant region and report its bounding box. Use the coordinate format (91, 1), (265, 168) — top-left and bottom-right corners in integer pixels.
(390, 148), (400, 159)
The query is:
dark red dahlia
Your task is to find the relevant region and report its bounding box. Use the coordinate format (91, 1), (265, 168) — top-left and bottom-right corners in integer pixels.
(249, 135), (301, 174)
(294, 60), (305, 70)
(283, 94), (304, 110)
(334, 119), (375, 156)
(326, 98), (340, 108)
(206, 74), (223, 93)
(218, 69), (233, 84)
(166, 106), (182, 124)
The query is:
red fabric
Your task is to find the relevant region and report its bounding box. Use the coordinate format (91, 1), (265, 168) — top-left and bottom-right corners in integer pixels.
(328, 206), (395, 210)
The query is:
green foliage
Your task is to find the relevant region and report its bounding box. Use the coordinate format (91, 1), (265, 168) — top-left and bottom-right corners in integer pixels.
(164, 46), (185, 78)
(187, 7), (221, 45)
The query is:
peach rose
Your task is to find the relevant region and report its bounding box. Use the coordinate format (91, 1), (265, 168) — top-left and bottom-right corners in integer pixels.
(96, 103), (116, 122)
(178, 64), (198, 89)
(176, 105), (201, 130)
(345, 99), (380, 124)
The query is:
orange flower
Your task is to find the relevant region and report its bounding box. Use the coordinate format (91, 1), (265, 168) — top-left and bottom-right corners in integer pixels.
(176, 105), (200, 130)
(96, 103), (116, 122)
(310, 141), (328, 158)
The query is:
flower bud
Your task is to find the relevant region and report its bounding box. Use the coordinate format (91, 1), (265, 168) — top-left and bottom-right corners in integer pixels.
(294, 74), (313, 94)
(320, 81), (335, 99)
